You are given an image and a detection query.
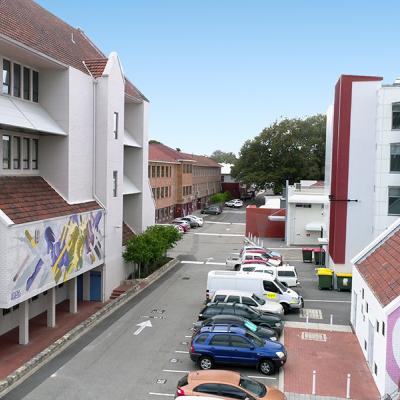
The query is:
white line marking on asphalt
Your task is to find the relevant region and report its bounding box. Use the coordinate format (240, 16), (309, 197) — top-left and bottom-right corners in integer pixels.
(304, 299), (351, 303)
(133, 320), (152, 335)
(268, 247), (302, 250)
(180, 261), (204, 264)
(185, 335), (192, 338)
(163, 369), (190, 373)
(247, 375), (276, 380)
(194, 232), (244, 237)
(205, 261), (226, 265)
(180, 260), (226, 266)
(204, 221), (245, 225)
(148, 393), (174, 397)
(174, 350), (189, 354)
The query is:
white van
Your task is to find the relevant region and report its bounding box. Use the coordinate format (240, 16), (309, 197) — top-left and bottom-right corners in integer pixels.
(240, 265), (299, 288)
(207, 270), (303, 314)
(211, 289), (284, 315)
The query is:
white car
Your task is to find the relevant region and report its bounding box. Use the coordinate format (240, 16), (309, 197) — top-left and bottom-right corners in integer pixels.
(240, 264), (300, 288)
(185, 215), (204, 226)
(211, 289), (284, 315)
(225, 199), (244, 208)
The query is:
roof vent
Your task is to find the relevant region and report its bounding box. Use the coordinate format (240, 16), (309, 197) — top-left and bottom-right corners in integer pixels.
(71, 32), (76, 44)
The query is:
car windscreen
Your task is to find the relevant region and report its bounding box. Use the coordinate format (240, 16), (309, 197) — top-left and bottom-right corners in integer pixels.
(251, 293), (265, 305)
(239, 376), (267, 397)
(245, 331), (265, 347)
(243, 319), (258, 333)
(274, 278), (288, 292)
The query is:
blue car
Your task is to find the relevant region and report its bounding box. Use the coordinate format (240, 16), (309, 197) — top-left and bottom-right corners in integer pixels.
(190, 325), (287, 375)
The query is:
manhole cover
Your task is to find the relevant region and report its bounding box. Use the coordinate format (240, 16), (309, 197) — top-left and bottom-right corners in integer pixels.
(301, 332), (327, 342)
(182, 277), (190, 280)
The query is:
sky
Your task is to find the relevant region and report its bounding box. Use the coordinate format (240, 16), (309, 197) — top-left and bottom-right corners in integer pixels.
(37, 0), (400, 156)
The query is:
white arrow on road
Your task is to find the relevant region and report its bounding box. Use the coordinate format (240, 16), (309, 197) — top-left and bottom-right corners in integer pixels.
(134, 320), (152, 335)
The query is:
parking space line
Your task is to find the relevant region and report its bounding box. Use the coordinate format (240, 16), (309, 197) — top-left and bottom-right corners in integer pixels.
(174, 350), (189, 354)
(304, 299), (351, 303)
(180, 261), (204, 264)
(163, 369), (190, 373)
(194, 232), (244, 237)
(185, 335), (192, 338)
(148, 393), (174, 397)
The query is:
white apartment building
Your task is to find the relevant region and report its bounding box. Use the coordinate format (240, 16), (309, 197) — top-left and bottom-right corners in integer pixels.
(324, 74), (400, 274)
(285, 180), (328, 246)
(0, 0), (154, 344)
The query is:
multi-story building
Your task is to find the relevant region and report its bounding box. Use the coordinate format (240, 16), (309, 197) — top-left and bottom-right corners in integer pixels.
(149, 143), (221, 221)
(324, 74), (400, 274)
(0, 0), (154, 344)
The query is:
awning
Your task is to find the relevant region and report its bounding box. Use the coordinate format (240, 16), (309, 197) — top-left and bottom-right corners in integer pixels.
(0, 95), (65, 135)
(123, 175), (141, 195)
(288, 194), (328, 204)
(305, 222), (326, 232)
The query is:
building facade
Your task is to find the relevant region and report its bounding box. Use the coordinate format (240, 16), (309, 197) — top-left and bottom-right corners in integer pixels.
(324, 75), (400, 273)
(149, 143), (221, 221)
(0, 0), (154, 343)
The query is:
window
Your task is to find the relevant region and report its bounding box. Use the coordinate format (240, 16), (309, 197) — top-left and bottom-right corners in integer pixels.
(366, 302), (369, 313)
(152, 165), (156, 177)
(390, 144), (400, 172)
(227, 295), (240, 303)
(219, 384), (250, 400)
(165, 186), (168, 197)
(113, 112), (118, 139)
(13, 136), (21, 169)
(156, 187), (160, 199)
(2, 308), (11, 316)
(32, 70), (39, 102)
(32, 139), (38, 170)
(112, 171), (118, 197)
(389, 187), (400, 215)
(376, 320), (380, 333)
(214, 295), (227, 302)
(393, 103), (400, 130)
(161, 187), (164, 198)
(157, 166), (160, 177)
(362, 288), (364, 299)
(194, 384), (220, 395)
(382, 321), (385, 336)
(195, 334), (208, 344)
(23, 137), (30, 169)
(169, 166), (172, 176)
(230, 336), (252, 349)
(161, 166), (164, 177)
(148, 165), (151, 178)
(295, 203), (312, 208)
(374, 363), (378, 376)
(2, 59), (10, 94)
(2, 135), (10, 169)
(13, 63), (21, 97)
(278, 270), (296, 277)
(242, 297), (257, 307)
(209, 334), (230, 346)
(152, 188), (156, 198)
(23, 67), (30, 100)
(263, 280), (280, 293)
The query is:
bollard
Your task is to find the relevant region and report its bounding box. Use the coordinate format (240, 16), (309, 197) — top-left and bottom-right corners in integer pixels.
(261, 240), (264, 248)
(312, 370), (316, 395)
(330, 314), (333, 330)
(346, 373), (351, 399)
(257, 237), (261, 246)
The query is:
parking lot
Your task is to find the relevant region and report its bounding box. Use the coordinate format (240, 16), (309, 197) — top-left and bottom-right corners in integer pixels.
(5, 207), (352, 400)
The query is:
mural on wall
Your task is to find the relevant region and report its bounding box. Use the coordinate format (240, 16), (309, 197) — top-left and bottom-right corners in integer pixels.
(387, 306), (400, 392)
(10, 210), (104, 303)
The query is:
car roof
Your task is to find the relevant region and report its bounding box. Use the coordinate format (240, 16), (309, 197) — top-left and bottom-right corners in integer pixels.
(214, 289), (255, 297)
(199, 325), (246, 334)
(188, 370), (240, 385)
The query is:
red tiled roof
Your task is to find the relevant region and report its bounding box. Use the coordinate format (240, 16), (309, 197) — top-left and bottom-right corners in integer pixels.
(0, 176), (101, 225)
(0, 0), (147, 101)
(356, 229), (400, 307)
(188, 154), (222, 168)
(125, 79), (149, 102)
(149, 143), (188, 163)
(84, 59), (108, 78)
(122, 223), (136, 246)
(310, 180), (325, 188)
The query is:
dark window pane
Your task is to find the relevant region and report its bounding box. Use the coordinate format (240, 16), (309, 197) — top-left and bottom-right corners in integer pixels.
(13, 136), (21, 169)
(23, 138), (30, 169)
(2, 135), (10, 169)
(393, 103), (400, 130)
(227, 296), (240, 303)
(389, 187), (400, 215)
(32, 70), (39, 102)
(390, 144), (400, 172)
(193, 383), (220, 395)
(219, 384), (248, 399)
(209, 334), (230, 346)
(23, 67), (30, 100)
(214, 295), (226, 302)
(230, 335), (252, 348)
(32, 139), (38, 169)
(195, 334), (208, 344)
(2, 59), (10, 94)
(13, 63), (21, 97)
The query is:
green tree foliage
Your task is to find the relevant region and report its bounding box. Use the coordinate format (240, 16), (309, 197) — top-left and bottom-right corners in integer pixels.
(210, 150), (237, 164)
(231, 114), (326, 192)
(123, 225), (182, 278)
(209, 191), (231, 204)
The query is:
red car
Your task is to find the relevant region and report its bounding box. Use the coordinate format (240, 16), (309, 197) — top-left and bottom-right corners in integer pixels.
(241, 246), (283, 265)
(172, 220), (190, 233)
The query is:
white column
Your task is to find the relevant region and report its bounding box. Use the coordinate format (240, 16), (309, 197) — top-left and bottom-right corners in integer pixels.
(19, 300), (29, 345)
(68, 277), (77, 314)
(47, 287), (56, 328)
(83, 272), (91, 301)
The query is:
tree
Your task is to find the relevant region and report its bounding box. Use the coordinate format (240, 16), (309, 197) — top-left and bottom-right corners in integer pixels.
(149, 139), (161, 144)
(210, 150), (237, 164)
(231, 114), (326, 192)
(209, 191), (231, 204)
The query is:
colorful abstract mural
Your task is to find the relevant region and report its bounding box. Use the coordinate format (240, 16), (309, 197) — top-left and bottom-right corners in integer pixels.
(9, 210), (104, 304)
(387, 306), (400, 393)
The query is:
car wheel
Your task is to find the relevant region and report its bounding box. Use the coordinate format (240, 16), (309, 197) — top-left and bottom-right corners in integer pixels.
(259, 359), (275, 375)
(199, 356), (214, 370)
(282, 303), (290, 314)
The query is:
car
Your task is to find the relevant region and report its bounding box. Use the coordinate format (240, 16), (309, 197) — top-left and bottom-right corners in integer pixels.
(226, 253), (280, 270)
(185, 215), (204, 227)
(192, 315), (279, 341)
(240, 265), (300, 288)
(198, 302), (283, 336)
(156, 223), (184, 233)
(240, 247), (283, 266)
(175, 217), (198, 228)
(224, 199), (244, 208)
(189, 325), (287, 375)
(176, 370), (286, 399)
(172, 220), (190, 232)
(201, 205), (222, 215)
(210, 289), (284, 315)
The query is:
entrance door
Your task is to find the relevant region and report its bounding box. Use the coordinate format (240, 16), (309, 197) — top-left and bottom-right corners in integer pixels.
(367, 320), (374, 369)
(90, 271), (102, 301)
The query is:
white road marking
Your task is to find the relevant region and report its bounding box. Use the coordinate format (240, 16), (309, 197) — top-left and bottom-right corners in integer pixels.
(185, 335), (192, 338)
(304, 299), (351, 303)
(134, 320), (152, 335)
(174, 350), (189, 354)
(180, 260), (226, 266)
(205, 261), (226, 265)
(300, 308), (323, 320)
(268, 247), (303, 250)
(180, 261), (204, 264)
(163, 369), (190, 373)
(194, 232), (244, 237)
(148, 393), (174, 397)
(204, 221), (245, 225)
(247, 375), (276, 380)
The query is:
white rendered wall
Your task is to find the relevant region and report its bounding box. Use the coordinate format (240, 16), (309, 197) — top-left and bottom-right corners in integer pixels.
(344, 81), (381, 272)
(351, 267), (387, 395)
(374, 86), (400, 235)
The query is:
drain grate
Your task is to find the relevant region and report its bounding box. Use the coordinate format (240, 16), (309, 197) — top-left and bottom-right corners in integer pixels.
(182, 276), (190, 280)
(301, 331), (327, 342)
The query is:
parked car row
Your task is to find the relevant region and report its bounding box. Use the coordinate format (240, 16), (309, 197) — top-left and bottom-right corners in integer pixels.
(224, 199), (244, 208)
(160, 215), (204, 233)
(201, 205), (223, 215)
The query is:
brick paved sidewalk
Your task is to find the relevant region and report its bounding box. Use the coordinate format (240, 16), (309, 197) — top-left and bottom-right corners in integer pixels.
(283, 326), (380, 400)
(0, 300), (104, 380)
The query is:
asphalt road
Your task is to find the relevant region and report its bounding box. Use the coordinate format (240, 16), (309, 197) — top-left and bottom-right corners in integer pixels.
(3, 207), (351, 400)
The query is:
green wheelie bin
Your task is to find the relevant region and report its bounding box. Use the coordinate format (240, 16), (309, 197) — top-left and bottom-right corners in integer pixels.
(302, 247), (314, 263)
(317, 268), (333, 290)
(336, 273), (352, 291)
(314, 248), (326, 266)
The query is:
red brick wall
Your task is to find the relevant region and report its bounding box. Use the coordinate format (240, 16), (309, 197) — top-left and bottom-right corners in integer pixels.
(245, 206), (285, 238)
